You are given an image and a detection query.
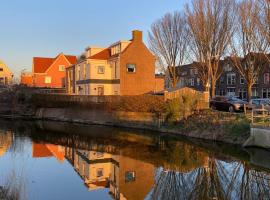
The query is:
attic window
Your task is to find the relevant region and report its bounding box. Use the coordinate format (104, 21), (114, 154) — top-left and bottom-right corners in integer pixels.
(126, 64), (136, 73)
(59, 65), (65, 71)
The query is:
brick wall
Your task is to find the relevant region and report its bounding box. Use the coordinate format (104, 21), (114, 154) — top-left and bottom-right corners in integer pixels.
(120, 31), (157, 95)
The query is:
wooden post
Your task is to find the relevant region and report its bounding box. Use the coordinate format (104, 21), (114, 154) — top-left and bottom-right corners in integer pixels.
(251, 109), (254, 125)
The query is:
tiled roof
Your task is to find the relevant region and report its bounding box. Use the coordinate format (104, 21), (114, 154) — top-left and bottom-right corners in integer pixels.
(33, 54), (77, 73)
(89, 48), (111, 60)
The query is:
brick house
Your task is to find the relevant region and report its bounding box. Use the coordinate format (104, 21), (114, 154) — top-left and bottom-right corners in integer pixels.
(32, 53), (77, 88)
(170, 55), (270, 99)
(20, 72), (33, 87)
(66, 30), (164, 95)
(165, 63), (204, 91)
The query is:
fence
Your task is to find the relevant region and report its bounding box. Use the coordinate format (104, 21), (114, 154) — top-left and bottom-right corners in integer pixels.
(250, 105), (270, 127)
(164, 87), (209, 109)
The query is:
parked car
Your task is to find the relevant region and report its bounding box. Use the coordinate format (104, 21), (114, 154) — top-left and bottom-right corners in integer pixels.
(247, 98), (270, 110)
(210, 96), (247, 112)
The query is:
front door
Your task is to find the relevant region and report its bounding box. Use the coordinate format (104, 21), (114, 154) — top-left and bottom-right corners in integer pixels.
(97, 86), (104, 96)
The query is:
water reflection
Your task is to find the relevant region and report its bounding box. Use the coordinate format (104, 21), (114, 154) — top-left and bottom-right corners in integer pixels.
(0, 120), (270, 200)
(0, 130), (12, 157)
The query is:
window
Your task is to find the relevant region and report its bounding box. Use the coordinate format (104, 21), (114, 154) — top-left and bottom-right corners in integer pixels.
(59, 65), (65, 71)
(224, 64), (232, 72)
(262, 88), (270, 98)
(98, 66), (105, 74)
(126, 64), (136, 73)
(227, 88), (235, 96)
(190, 69), (195, 76)
(181, 71), (187, 76)
(0, 68), (3, 71)
(240, 76), (244, 84)
(252, 88), (258, 97)
(96, 168), (104, 177)
(0, 77), (4, 83)
(125, 171), (136, 183)
(196, 78), (200, 86)
(45, 76), (51, 84)
(220, 76), (224, 84)
(238, 88), (247, 100)
(264, 73), (269, 84)
(227, 73), (236, 85)
(189, 78), (194, 86)
(219, 89), (226, 96)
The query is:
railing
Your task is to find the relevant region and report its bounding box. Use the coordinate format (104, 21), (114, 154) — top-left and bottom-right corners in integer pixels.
(250, 105), (270, 127)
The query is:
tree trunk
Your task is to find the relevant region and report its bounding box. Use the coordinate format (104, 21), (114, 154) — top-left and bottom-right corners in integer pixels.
(172, 65), (176, 88)
(247, 83), (253, 102)
(211, 79), (216, 98)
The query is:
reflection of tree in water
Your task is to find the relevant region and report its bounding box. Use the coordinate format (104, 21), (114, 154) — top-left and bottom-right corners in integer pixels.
(152, 157), (270, 200)
(0, 171), (26, 200)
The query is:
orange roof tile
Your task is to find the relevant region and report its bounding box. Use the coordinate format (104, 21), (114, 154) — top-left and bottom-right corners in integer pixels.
(33, 57), (54, 73)
(89, 48), (111, 60)
(33, 54), (77, 73)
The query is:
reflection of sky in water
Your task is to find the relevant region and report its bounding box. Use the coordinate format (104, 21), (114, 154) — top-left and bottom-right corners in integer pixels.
(0, 138), (111, 200)
(0, 121), (270, 200)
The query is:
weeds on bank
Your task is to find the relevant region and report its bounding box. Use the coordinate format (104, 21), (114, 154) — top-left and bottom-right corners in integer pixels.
(165, 106), (250, 138)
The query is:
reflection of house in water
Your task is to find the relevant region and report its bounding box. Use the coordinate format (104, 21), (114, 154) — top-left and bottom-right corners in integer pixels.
(32, 143), (65, 163)
(0, 131), (13, 157)
(64, 146), (155, 200)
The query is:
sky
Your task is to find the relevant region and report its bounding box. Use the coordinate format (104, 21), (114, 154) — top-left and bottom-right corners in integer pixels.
(0, 0), (188, 77)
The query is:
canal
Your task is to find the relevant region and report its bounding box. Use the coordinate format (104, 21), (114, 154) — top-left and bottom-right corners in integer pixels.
(0, 119), (270, 200)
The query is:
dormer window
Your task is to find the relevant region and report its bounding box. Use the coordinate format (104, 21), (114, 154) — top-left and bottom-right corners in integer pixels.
(111, 44), (121, 56)
(126, 64), (136, 73)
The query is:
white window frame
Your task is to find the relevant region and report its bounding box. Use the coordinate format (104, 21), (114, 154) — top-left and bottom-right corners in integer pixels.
(227, 73), (236, 85)
(126, 64), (136, 73)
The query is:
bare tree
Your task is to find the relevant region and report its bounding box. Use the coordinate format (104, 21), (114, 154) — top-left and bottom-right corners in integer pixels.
(186, 0), (236, 97)
(148, 12), (189, 88)
(230, 0), (270, 101)
(258, 0), (270, 46)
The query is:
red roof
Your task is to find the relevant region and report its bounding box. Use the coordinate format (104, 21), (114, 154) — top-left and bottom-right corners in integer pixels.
(89, 48), (111, 60)
(33, 54), (77, 73)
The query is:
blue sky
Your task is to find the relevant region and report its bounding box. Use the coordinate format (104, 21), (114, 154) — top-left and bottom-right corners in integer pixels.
(0, 0), (188, 77)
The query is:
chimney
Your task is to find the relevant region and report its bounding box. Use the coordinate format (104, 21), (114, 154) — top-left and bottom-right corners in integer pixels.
(132, 30), (143, 42)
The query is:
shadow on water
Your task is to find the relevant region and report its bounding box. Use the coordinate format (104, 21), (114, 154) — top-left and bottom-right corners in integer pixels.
(0, 119), (269, 200)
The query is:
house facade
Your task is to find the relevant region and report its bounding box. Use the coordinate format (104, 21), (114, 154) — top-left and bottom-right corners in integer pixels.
(170, 56), (270, 99)
(0, 60), (13, 85)
(32, 53), (77, 88)
(20, 72), (33, 87)
(66, 30), (164, 95)
(166, 63), (204, 91)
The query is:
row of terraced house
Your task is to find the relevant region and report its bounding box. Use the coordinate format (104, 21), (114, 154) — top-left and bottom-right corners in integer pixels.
(21, 30), (164, 96)
(171, 54), (270, 99)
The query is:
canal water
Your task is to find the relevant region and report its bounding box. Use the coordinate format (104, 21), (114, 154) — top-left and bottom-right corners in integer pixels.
(0, 120), (270, 200)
